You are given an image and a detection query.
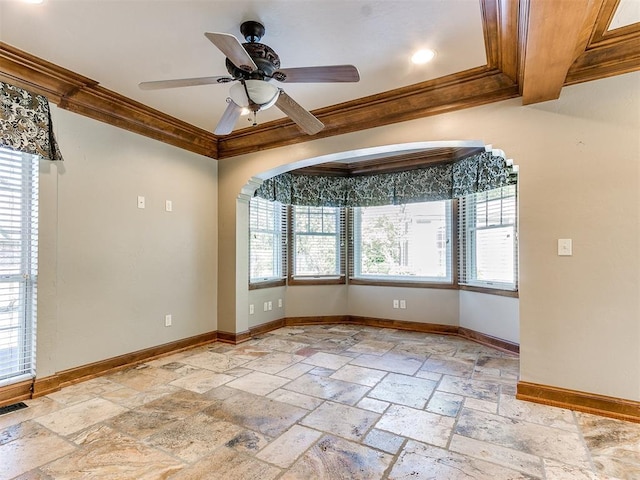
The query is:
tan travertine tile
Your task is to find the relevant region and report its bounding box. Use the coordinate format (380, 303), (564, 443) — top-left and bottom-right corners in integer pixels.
(450, 434), (544, 478)
(302, 351), (353, 370)
(2, 324), (612, 480)
(389, 440), (536, 479)
(281, 434), (392, 480)
(329, 364), (388, 387)
(226, 371), (290, 396)
(456, 408), (592, 469)
(0, 421), (76, 479)
(368, 372), (436, 409)
(266, 388), (324, 410)
(300, 401), (379, 441)
(170, 446), (280, 480)
(43, 425), (183, 479)
(169, 369), (236, 393)
(256, 424), (322, 468)
(35, 397), (127, 436)
(376, 405), (455, 448)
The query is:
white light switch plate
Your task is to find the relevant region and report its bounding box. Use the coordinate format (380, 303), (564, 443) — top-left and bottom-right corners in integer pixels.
(558, 238), (572, 256)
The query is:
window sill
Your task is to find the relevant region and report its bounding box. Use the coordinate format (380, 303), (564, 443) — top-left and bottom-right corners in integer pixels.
(249, 279), (286, 290)
(349, 278), (457, 289)
(459, 284), (519, 298)
(288, 276), (346, 286)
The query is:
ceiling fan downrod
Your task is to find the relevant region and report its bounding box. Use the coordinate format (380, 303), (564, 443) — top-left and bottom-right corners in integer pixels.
(240, 21), (265, 43)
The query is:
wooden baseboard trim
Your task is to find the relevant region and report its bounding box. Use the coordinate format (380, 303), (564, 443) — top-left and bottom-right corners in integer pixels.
(31, 330), (217, 398)
(0, 380), (32, 408)
(217, 330), (252, 345)
(250, 319), (286, 337)
(517, 381), (640, 424)
(352, 316), (459, 335)
(32, 375), (62, 398)
(285, 315), (351, 326)
(458, 327), (519, 354)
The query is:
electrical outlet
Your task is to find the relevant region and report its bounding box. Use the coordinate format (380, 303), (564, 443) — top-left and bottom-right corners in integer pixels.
(278, 298), (283, 308)
(400, 300), (406, 309)
(165, 314), (172, 327)
(249, 304), (254, 315)
(263, 302), (268, 312)
(165, 200), (173, 212)
(393, 299), (399, 309)
(137, 195), (145, 209)
(268, 301), (273, 311)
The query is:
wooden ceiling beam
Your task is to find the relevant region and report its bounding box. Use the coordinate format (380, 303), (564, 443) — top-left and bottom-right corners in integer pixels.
(520, 0), (602, 105)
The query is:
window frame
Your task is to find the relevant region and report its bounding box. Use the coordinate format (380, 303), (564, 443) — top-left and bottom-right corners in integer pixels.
(348, 200), (455, 287)
(458, 184), (518, 294)
(248, 196), (286, 289)
(288, 205), (346, 285)
(0, 147), (38, 386)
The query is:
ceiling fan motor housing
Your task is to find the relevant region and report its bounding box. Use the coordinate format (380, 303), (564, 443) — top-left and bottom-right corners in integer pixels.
(226, 42), (281, 80)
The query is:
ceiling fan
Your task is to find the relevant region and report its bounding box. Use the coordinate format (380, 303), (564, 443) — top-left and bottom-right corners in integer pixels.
(139, 21), (360, 136)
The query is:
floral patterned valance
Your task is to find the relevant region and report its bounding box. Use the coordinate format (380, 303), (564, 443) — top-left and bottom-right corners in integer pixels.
(0, 82), (64, 161)
(255, 151), (517, 207)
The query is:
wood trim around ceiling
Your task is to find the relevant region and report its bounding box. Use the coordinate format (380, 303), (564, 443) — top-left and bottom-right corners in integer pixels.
(1, 0), (637, 160)
(566, 27), (640, 85)
(293, 146), (486, 176)
(0, 42), (218, 159)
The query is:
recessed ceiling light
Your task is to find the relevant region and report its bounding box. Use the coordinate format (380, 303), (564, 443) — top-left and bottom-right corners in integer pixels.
(411, 49), (436, 65)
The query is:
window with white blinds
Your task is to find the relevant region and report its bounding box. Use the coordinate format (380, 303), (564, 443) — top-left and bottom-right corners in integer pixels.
(0, 147), (38, 387)
(458, 185), (518, 290)
(352, 200), (452, 282)
(249, 196), (285, 284)
(291, 205), (345, 279)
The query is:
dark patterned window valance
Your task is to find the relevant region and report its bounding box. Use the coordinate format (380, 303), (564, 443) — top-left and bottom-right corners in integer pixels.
(255, 151), (516, 207)
(0, 82), (64, 161)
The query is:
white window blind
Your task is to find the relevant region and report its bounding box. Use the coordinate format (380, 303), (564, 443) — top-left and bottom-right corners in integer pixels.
(352, 200), (452, 282)
(291, 205), (344, 278)
(458, 185), (517, 290)
(249, 196), (285, 283)
(0, 147), (38, 387)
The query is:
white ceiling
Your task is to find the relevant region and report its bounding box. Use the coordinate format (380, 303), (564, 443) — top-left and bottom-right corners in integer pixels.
(0, 0), (487, 134)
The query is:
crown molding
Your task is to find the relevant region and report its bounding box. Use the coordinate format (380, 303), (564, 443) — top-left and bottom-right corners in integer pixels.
(0, 42), (218, 159)
(0, 0), (637, 160)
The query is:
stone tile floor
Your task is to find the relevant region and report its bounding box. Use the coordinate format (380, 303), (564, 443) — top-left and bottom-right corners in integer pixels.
(1, 324), (639, 479)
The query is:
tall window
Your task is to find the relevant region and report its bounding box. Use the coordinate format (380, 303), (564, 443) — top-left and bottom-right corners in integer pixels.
(352, 200), (452, 282)
(249, 196), (285, 285)
(0, 147), (38, 386)
(291, 205), (345, 280)
(458, 185), (517, 290)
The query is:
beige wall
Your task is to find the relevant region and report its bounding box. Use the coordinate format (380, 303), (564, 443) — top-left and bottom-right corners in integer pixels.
(218, 71), (640, 401)
(348, 285), (459, 325)
(459, 291), (519, 344)
(37, 108), (218, 375)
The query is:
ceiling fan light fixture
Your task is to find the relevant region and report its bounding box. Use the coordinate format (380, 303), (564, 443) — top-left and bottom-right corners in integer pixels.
(229, 80), (279, 111)
(411, 49), (436, 65)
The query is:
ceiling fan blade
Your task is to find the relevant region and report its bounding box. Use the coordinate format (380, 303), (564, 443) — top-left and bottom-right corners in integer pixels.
(273, 65), (360, 83)
(139, 76), (232, 90)
(275, 90), (324, 135)
(214, 100), (243, 135)
(204, 32), (257, 72)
